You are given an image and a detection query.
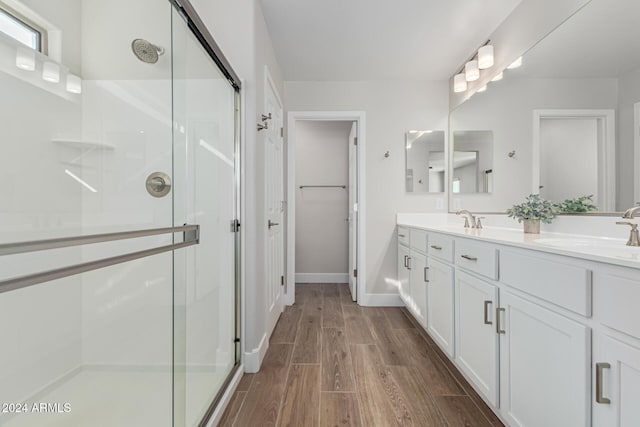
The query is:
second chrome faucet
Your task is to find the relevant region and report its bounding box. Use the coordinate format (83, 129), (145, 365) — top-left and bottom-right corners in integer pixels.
(456, 210), (483, 229)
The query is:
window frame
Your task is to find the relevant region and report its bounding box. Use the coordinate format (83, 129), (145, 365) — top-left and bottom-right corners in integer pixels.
(0, 5), (46, 53)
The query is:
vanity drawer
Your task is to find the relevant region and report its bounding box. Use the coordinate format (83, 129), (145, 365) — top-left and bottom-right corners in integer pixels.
(500, 250), (592, 316)
(428, 232), (454, 263)
(455, 238), (499, 280)
(410, 228), (427, 253)
(398, 227), (410, 246)
(594, 269), (640, 339)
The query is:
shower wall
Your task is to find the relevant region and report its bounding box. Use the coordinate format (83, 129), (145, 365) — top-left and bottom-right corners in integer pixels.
(0, 0), (83, 407)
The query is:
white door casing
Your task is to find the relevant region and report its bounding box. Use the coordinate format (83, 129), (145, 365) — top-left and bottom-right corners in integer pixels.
(532, 109), (615, 211)
(264, 68), (284, 336)
(286, 111), (366, 306)
(348, 122), (358, 301)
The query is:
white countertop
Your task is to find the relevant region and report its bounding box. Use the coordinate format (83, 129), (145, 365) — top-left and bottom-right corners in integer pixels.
(398, 215), (640, 270)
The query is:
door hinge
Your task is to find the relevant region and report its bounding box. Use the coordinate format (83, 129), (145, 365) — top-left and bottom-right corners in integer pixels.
(280, 275), (285, 286)
(234, 337), (240, 343)
(354, 136), (358, 145)
(280, 127), (284, 138)
(230, 219), (240, 232)
(353, 269), (357, 278)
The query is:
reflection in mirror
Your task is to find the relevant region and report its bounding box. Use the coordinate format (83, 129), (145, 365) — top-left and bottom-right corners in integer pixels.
(405, 130), (445, 193)
(448, 0), (640, 213)
(451, 131), (493, 194)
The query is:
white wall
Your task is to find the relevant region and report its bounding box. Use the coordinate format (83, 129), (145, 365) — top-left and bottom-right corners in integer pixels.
(285, 80), (449, 294)
(450, 77), (618, 212)
(294, 121), (350, 277)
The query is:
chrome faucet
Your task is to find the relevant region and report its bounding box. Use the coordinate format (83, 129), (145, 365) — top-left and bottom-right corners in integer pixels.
(618, 206), (640, 246)
(622, 206), (640, 219)
(456, 210), (479, 228)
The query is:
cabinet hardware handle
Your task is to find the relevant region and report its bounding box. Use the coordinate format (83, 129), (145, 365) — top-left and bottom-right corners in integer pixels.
(430, 245), (443, 250)
(496, 307), (506, 334)
(403, 255), (408, 268)
(407, 257), (412, 270)
(461, 254), (478, 261)
(484, 300), (492, 325)
(596, 362), (611, 404)
(424, 266), (429, 283)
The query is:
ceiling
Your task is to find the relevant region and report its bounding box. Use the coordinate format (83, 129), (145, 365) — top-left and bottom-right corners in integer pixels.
(260, 0), (523, 81)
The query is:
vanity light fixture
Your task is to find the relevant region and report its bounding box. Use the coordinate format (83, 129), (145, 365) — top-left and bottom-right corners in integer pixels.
(454, 73), (467, 92)
(16, 47), (35, 71)
(478, 45), (494, 69)
(66, 74), (82, 94)
(477, 85), (487, 93)
(491, 71), (504, 82)
(465, 59), (480, 81)
(507, 56), (523, 69)
(42, 62), (60, 83)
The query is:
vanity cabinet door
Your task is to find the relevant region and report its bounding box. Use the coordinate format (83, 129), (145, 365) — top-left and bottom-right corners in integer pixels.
(398, 244), (411, 304)
(455, 271), (499, 407)
(409, 251), (428, 328)
(499, 291), (590, 427)
(592, 333), (640, 427)
(427, 257), (455, 358)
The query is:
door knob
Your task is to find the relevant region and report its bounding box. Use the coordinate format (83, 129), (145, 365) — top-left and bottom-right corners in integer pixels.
(268, 219), (279, 229)
(146, 172), (171, 197)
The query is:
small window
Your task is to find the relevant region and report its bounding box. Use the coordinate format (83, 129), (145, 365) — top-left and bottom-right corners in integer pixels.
(452, 178), (461, 194)
(0, 7), (41, 51)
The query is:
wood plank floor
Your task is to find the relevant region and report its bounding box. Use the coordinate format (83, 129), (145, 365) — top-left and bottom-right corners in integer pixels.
(220, 283), (504, 427)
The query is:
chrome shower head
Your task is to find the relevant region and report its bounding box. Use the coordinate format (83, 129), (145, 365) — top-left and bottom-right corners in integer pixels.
(131, 39), (165, 64)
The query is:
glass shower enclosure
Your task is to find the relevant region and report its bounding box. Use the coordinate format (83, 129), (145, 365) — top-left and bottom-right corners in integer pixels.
(0, 0), (240, 426)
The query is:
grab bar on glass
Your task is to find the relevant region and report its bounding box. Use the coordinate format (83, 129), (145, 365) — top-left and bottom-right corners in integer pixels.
(0, 225), (199, 295)
(0, 225), (199, 256)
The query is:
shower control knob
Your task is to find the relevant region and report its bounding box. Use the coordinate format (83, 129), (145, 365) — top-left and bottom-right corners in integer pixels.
(146, 172), (172, 198)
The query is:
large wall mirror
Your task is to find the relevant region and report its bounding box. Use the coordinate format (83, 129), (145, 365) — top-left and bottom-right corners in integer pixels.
(405, 130), (445, 193)
(449, 0), (639, 214)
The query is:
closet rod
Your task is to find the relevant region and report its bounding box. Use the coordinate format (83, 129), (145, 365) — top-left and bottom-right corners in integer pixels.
(299, 185), (346, 189)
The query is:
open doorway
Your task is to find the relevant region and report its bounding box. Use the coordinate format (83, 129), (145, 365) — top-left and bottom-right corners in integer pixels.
(533, 109), (615, 211)
(286, 112), (365, 305)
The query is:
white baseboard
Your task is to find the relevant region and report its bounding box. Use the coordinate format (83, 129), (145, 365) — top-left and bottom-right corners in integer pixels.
(243, 333), (268, 373)
(205, 364), (244, 427)
(295, 273), (349, 283)
(359, 293), (404, 307)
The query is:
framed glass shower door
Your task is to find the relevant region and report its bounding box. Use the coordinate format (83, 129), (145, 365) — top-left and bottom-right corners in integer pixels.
(0, 0), (240, 426)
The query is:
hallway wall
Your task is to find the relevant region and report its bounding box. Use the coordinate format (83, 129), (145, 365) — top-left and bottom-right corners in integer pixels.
(294, 121), (351, 282)
(285, 80), (449, 296)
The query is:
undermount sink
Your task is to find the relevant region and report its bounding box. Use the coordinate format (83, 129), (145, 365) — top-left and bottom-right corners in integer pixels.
(533, 237), (640, 260)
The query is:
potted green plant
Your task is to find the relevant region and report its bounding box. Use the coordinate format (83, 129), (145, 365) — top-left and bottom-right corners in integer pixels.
(507, 194), (556, 233)
(553, 195), (598, 213)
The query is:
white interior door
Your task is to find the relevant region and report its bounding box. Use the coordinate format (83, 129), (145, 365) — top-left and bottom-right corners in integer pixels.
(265, 71), (285, 335)
(348, 122), (358, 301)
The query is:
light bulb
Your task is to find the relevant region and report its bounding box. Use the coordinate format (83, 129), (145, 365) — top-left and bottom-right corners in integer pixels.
(42, 62), (60, 83)
(478, 45), (494, 69)
(66, 74), (82, 94)
(454, 73), (467, 93)
(16, 47), (35, 71)
(465, 60), (480, 81)
(507, 56), (523, 69)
